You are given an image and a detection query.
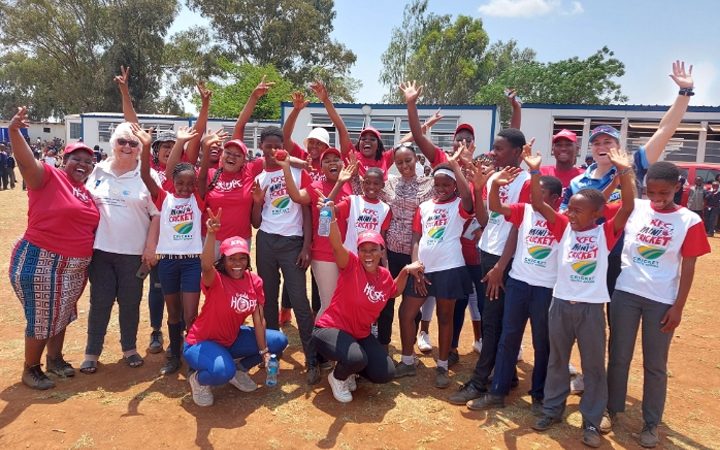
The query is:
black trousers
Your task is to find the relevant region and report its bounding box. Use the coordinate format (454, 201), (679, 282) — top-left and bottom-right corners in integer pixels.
(312, 327), (395, 382)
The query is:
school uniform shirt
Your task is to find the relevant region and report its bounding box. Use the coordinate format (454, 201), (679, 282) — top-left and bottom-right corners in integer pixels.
(255, 167), (312, 237)
(616, 199), (710, 305)
(186, 269), (265, 347)
(336, 195), (392, 254)
(413, 196), (472, 273)
(24, 164), (100, 258)
(315, 252), (397, 339)
(506, 203), (559, 289)
(478, 171), (531, 256)
(549, 214), (622, 304)
(205, 161), (264, 241)
(154, 190), (205, 255)
(308, 179), (352, 262)
(86, 160), (159, 255)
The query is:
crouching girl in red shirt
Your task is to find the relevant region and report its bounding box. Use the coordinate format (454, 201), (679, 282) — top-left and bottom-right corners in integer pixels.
(312, 203), (424, 403)
(183, 208), (288, 407)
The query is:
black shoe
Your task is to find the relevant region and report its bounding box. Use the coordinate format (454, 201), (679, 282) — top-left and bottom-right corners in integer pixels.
(532, 415), (562, 431)
(531, 398), (544, 416)
(466, 393), (505, 410)
(306, 365), (321, 385)
(46, 355), (75, 377)
(22, 364), (55, 390)
(582, 424), (602, 448)
(160, 356), (181, 375)
(147, 330), (164, 354)
(448, 351), (460, 368)
(448, 382), (487, 405)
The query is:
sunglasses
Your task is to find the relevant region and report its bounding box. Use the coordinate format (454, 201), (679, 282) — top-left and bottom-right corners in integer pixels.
(117, 138), (139, 148)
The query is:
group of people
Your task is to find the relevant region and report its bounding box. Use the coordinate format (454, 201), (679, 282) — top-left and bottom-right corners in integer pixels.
(7, 60), (711, 449)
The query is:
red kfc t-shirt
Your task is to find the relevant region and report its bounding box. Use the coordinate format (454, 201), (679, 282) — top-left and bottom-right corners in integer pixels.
(308, 179), (352, 262)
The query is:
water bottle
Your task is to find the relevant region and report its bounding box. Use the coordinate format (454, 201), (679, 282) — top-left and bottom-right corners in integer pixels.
(266, 354), (279, 386)
(318, 200), (332, 237)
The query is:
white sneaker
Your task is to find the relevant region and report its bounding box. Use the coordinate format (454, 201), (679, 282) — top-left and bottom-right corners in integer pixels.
(328, 371), (353, 403)
(417, 331), (433, 353)
(570, 373), (585, 395)
(568, 363), (578, 376)
(188, 371), (214, 406)
(346, 374), (357, 392)
(473, 339), (483, 354)
(517, 344), (524, 361)
(229, 370), (258, 392)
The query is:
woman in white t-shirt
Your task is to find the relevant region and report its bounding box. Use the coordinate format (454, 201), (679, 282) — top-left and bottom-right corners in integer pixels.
(81, 122), (159, 374)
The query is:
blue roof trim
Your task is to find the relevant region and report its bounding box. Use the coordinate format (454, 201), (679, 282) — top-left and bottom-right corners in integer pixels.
(280, 101), (497, 111)
(520, 103), (720, 113)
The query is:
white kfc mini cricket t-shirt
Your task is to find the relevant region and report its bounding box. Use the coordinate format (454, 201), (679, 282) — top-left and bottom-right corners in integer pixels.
(154, 190), (204, 255)
(413, 197), (471, 273)
(506, 203), (559, 289)
(337, 195), (391, 255)
(479, 170), (531, 256)
(255, 167), (311, 237)
(616, 199), (710, 305)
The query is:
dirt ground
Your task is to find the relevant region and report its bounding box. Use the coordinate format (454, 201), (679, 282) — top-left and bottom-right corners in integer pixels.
(1, 171), (719, 450)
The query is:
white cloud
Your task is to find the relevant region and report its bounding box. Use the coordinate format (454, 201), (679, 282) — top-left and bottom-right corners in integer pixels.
(688, 61), (718, 106)
(477, 0), (583, 18)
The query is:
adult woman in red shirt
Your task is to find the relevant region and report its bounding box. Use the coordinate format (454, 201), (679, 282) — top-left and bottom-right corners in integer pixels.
(8, 107), (100, 390)
(312, 205), (424, 403)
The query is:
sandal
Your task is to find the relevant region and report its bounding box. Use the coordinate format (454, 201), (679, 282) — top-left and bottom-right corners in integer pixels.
(80, 360), (98, 374)
(125, 353), (144, 368)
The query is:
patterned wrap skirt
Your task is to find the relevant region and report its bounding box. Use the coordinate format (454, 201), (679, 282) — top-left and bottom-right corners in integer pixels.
(9, 238), (91, 338)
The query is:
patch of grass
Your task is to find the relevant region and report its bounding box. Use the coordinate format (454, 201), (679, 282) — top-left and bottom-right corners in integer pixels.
(69, 433), (94, 449)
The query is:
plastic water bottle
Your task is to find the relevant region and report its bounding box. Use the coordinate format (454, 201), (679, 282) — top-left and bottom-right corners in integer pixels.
(318, 200), (332, 237)
(266, 354), (279, 386)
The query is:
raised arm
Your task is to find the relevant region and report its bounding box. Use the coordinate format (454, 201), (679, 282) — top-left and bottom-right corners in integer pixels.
(397, 108), (443, 145)
(447, 144), (473, 212)
(327, 161), (357, 202)
(133, 124), (160, 199)
(400, 81), (439, 164)
(275, 155), (311, 205)
(310, 81), (351, 156)
(606, 148), (635, 234)
(326, 201), (350, 269)
(472, 159), (495, 227)
(114, 66), (139, 124)
(198, 128), (228, 199)
(489, 166), (522, 217)
(8, 107), (45, 189)
(201, 208), (222, 287)
(283, 91), (309, 153)
(164, 126), (199, 182)
(644, 61), (694, 164)
(185, 82), (212, 165)
(232, 75), (274, 140)
(523, 141), (557, 224)
(507, 88), (522, 129)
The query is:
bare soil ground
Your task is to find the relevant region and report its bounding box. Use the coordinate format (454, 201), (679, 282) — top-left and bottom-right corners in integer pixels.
(1, 172), (719, 449)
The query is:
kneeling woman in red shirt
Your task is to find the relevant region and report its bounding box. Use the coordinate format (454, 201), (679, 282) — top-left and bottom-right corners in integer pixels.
(313, 206), (424, 403)
(183, 208), (288, 407)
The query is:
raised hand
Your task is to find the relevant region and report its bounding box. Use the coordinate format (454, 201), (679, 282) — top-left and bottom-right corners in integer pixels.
(493, 166), (523, 186)
(197, 82), (212, 103)
(9, 106), (29, 130)
(251, 180), (266, 204)
(472, 158), (495, 188)
(522, 138), (541, 170)
(669, 60), (694, 89)
(506, 88), (521, 106)
(251, 75), (275, 99)
(424, 108), (443, 129)
(315, 189), (333, 211)
(338, 161), (358, 184)
(459, 139), (476, 167)
(130, 123), (154, 148)
(113, 66), (130, 90)
(201, 127), (228, 150)
(607, 147), (632, 171)
(399, 80), (422, 104)
(292, 91), (309, 110)
(176, 125), (199, 142)
(309, 80), (329, 102)
(206, 207), (222, 234)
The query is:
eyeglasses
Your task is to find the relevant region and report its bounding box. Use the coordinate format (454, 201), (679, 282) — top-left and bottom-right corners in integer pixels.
(117, 138), (139, 148)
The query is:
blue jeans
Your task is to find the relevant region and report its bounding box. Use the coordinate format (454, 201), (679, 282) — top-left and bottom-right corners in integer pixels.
(148, 266), (164, 330)
(183, 326), (288, 386)
(490, 277), (552, 398)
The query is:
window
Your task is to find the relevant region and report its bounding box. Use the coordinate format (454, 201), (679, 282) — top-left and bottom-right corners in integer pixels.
(705, 124), (720, 164)
(368, 116), (395, 133)
(628, 121), (703, 162)
(552, 119), (585, 142)
(98, 121), (122, 142)
(343, 115), (366, 132)
(43, 127), (51, 133)
(69, 122), (82, 140)
(309, 113), (333, 128)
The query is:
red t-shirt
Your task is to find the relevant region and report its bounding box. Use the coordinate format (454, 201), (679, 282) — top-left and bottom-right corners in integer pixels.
(24, 164), (99, 257)
(308, 179), (352, 262)
(186, 269), (265, 347)
(204, 162), (262, 241)
(315, 253), (397, 339)
(540, 165), (585, 188)
(349, 143), (395, 179)
(291, 143), (324, 183)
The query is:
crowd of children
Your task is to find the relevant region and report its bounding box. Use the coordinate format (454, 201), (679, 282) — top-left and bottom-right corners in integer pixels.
(8, 61), (712, 449)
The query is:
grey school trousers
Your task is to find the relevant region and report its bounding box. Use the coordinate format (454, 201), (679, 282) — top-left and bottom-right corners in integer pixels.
(256, 230), (315, 366)
(542, 298), (607, 428)
(607, 290), (673, 428)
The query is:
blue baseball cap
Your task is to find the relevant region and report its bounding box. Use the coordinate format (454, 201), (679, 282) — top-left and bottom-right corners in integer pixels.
(589, 125), (620, 143)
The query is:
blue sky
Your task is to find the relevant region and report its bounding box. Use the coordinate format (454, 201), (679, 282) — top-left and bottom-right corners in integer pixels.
(172, 0), (719, 107)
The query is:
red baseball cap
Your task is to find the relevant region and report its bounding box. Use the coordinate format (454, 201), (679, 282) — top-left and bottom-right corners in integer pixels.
(552, 129), (577, 143)
(360, 126), (382, 141)
(64, 142), (94, 156)
(454, 123), (475, 136)
(357, 230), (385, 249)
(223, 139), (248, 155)
(320, 147), (342, 161)
(219, 236), (250, 257)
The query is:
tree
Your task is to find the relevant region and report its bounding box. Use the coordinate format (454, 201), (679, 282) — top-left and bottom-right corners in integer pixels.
(181, 0), (358, 102)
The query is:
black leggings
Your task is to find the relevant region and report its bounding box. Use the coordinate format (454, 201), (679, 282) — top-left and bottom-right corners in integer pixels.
(312, 327), (395, 382)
